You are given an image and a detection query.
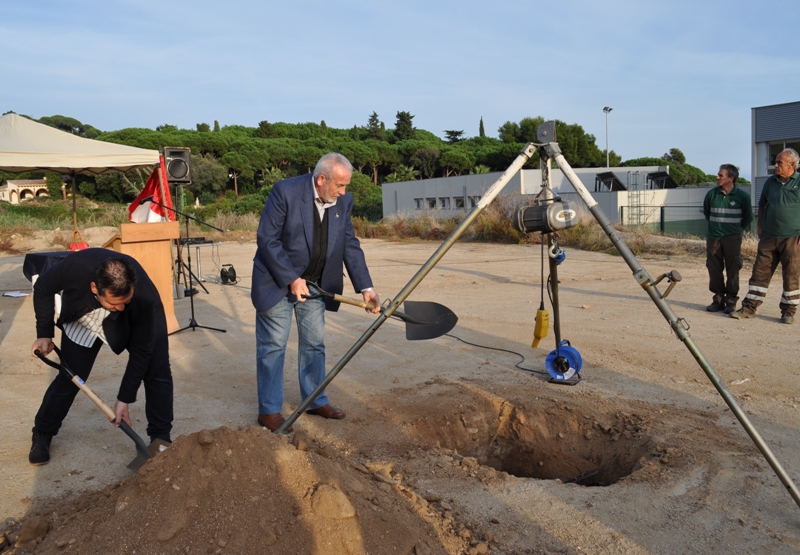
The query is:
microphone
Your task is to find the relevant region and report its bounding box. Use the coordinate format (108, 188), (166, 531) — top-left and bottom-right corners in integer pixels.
(139, 195), (154, 205)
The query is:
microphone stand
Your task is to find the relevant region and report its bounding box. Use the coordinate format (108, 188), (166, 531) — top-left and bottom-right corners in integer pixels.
(144, 197), (226, 335)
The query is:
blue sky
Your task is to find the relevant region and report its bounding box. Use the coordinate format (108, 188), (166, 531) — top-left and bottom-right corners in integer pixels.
(2, 0), (798, 179)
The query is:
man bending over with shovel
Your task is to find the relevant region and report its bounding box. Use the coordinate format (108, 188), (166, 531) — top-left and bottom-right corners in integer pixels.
(251, 152), (380, 431)
(29, 249), (173, 465)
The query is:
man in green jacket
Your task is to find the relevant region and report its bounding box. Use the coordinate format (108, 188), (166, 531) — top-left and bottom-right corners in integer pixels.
(703, 164), (753, 313)
(731, 149), (800, 324)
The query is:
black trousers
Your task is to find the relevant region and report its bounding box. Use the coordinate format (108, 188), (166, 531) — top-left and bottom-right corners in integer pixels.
(33, 330), (173, 441)
(706, 234), (743, 306)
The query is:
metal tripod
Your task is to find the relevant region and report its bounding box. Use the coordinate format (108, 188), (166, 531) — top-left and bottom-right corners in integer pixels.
(148, 198), (226, 335)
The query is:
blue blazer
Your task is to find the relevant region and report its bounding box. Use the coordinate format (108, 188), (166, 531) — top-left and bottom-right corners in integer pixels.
(251, 174), (373, 313)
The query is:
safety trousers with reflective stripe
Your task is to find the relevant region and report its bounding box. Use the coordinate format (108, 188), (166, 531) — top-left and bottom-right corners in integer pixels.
(742, 236), (800, 316)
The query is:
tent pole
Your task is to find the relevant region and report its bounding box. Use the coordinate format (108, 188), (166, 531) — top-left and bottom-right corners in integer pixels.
(71, 171), (77, 232)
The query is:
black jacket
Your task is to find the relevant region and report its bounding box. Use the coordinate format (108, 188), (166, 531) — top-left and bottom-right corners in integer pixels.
(33, 248), (167, 403)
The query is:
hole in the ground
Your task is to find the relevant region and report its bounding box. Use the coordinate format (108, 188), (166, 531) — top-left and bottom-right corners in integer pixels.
(407, 399), (652, 486)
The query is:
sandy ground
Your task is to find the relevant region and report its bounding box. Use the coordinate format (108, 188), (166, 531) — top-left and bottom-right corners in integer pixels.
(1, 230), (800, 554)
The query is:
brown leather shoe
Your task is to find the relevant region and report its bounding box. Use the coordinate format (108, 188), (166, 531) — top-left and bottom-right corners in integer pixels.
(258, 413), (293, 432)
(306, 403), (346, 419)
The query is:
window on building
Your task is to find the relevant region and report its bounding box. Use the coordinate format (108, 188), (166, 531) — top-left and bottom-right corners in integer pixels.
(439, 197), (450, 209)
(414, 198), (424, 210)
(454, 197), (465, 208)
(769, 140), (800, 173)
(427, 198), (437, 209)
(468, 195), (481, 208)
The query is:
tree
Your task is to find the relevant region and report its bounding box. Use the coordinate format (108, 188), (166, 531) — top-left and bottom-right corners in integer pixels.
(218, 151), (254, 196)
(662, 148), (686, 165)
(410, 146), (440, 179)
(320, 120), (328, 136)
(293, 145), (324, 174)
(444, 130), (465, 144)
(188, 153), (228, 197)
(38, 115), (101, 138)
(395, 111), (415, 141)
(353, 125), (360, 141)
(347, 171), (383, 221)
(196, 122), (211, 133)
(255, 120), (276, 139)
(367, 112), (384, 141)
(45, 173), (64, 199)
(350, 142), (378, 175)
(385, 164), (419, 183)
(440, 147), (475, 177)
(479, 117), (486, 138)
(213, 120), (220, 132)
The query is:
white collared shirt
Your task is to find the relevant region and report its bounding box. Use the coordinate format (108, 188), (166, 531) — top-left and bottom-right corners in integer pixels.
(313, 188), (337, 219)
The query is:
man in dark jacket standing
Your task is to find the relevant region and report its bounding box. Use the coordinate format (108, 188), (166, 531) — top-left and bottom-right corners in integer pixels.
(29, 248), (173, 465)
(703, 164), (753, 313)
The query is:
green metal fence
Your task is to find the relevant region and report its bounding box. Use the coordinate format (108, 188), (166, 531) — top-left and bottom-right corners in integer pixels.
(619, 205), (754, 239)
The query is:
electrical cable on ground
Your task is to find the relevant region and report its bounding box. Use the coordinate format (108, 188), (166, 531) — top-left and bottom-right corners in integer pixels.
(445, 333), (550, 377)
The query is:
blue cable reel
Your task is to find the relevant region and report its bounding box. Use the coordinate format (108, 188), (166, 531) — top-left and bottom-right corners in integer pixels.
(545, 339), (583, 382)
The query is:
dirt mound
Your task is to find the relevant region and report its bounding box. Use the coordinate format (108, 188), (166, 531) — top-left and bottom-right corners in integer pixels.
(2, 426), (465, 555)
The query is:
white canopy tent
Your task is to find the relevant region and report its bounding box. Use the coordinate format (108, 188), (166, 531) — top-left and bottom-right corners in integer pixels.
(0, 113), (159, 174)
(0, 112), (161, 242)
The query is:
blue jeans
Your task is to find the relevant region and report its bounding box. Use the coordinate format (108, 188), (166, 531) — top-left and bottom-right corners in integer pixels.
(256, 295), (329, 415)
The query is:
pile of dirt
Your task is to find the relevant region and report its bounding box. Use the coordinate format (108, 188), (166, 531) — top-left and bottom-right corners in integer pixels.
(1, 426), (467, 555)
(0, 379), (697, 555)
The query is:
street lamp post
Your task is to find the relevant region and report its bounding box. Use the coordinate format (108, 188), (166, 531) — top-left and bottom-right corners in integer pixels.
(603, 106), (613, 168)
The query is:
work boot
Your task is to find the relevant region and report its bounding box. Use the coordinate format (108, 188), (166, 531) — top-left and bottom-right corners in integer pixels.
(723, 304), (736, 315)
(730, 307), (756, 320)
(29, 430), (52, 466)
(706, 301), (723, 312)
(781, 314), (794, 325)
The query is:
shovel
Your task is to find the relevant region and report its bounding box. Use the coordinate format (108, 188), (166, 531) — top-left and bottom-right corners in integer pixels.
(304, 282), (458, 340)
(34, 346), (163, 472)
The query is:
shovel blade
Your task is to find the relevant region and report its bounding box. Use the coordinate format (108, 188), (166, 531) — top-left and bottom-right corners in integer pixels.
(402, 301), (458, 340)
(126, 439), (170, 472)
(127, 452), (151, 472)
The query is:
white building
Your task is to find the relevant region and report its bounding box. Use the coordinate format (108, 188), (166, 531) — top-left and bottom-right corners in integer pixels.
(381, 166), (741, 237)
(0, 179), (49, 204)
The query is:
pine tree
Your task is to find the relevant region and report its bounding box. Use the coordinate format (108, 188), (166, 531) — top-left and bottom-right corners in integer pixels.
(479, 117), (486, 138)
(367, 112), (384, 140)
(395, 111), (415, 141)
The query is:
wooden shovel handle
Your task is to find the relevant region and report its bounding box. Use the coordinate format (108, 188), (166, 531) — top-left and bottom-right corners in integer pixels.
(331, 294), (379, 311)
(34, 349), (116, 420)
(70, 375), (116, 420)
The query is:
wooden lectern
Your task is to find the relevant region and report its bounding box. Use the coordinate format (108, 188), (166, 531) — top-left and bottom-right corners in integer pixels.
(118, 222), (180, 333)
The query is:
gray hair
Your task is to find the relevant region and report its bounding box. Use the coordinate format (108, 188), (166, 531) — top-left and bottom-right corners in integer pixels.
(779, 148), (800, 169)
(313, 152), (354, 181)
(719, 163), (739, 182)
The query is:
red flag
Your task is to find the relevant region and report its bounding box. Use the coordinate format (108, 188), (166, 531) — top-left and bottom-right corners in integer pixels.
(128, 157), (175, 223)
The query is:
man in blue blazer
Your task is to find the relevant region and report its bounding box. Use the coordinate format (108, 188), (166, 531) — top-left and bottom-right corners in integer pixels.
(251, 153), (380, 431)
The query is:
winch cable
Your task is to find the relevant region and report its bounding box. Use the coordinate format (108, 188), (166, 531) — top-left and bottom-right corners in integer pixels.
(445, 333), (550, 378)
